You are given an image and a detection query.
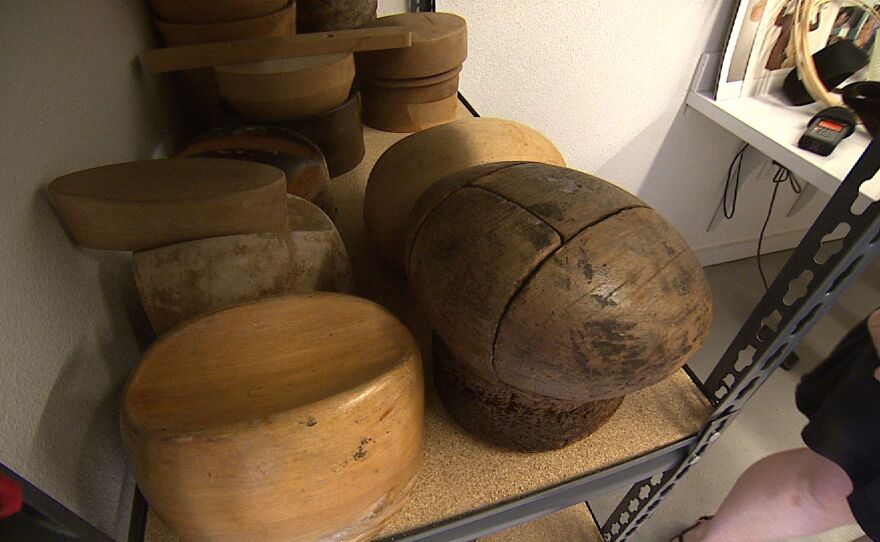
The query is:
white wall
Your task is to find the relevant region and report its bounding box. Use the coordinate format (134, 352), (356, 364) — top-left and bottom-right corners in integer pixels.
(0, 2), (167, 539)
(440, 0), (833, 264)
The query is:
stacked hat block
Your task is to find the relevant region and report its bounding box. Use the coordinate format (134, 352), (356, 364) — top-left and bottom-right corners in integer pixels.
(47, 156), (428, 542)
(356, 13), (468, 132)
(363, 118), (714, 452)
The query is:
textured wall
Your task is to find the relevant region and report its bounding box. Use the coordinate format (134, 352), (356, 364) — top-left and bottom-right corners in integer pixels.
(440, 0), (831, 262)
(0, 2), (166, 539)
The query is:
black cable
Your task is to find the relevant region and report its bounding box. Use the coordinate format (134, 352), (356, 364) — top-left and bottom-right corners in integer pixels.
(723, 143), (749, 219)
(757, 163), (800, 290)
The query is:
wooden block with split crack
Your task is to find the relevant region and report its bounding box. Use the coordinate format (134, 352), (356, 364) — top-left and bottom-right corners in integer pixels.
(133, 196), (353, 334)
(48, 159), (288, 251)
(121, 293), (423, 542)
(363, 117), (566, 269)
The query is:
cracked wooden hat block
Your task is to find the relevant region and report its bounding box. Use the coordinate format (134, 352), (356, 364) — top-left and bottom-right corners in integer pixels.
(121, 293), (424, 542)
(364, 117), (566, 270)
(405, 162), (713, 451)
(133, 195), (353, 335)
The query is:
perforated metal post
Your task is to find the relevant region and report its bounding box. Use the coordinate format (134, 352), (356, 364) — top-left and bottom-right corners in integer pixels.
(600, 136), (880, 542)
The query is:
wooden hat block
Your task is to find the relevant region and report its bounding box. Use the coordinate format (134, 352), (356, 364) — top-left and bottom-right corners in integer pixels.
(362, 93), (459, 133)
(133, 195), (353, 334)
(48, 158), (288, 251)
(121, 293), (424, 542)
(153, 1), (297, 46)
(363, 117), (566, 270)
(149, 0), (288, 24)
(215, 53), (355, 120)
(296, 0), (377, 33)
(406, 163), (713, 450)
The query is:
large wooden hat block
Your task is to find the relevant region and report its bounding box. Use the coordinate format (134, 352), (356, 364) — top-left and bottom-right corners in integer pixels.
(123, 293), (423, 542)
(405, 162), (713, 451)
(144, 103), (714, 542)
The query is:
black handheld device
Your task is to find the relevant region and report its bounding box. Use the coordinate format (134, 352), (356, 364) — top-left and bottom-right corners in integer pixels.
(798, 106), (857, 157)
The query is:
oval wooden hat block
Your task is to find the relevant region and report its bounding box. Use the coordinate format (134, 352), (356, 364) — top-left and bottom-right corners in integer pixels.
(355, 13), (467, 79)
(177, 124), (334, 215)
(362, 93), (459, 133)
(122, 293), (424, 542)
(296, 0), (377, 32)
(133, 195), (353, 334)
(216, 53), (355, 120)
(153, 1), (297, 46)
(363, 117), (566, 269)
(48, 158), (288, 251)
(407, 163), (713, 450)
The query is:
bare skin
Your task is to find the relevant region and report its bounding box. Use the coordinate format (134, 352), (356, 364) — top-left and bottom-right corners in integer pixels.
(680, 309), (880, 542)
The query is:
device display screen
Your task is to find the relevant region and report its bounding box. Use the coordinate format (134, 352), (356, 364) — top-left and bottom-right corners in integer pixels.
(817, 119), (846, 133)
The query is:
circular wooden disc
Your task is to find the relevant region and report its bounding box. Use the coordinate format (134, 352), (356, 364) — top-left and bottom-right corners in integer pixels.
(360, 65), (462, 88)
(296, 0), (377, 32)
(433, 336), (623, 452)
(363, 118), (566, 269)
(216, 54), (354, 120)
(362, 74), (459, 104)
(154, 1), (296, 46)
(150, 0), (288, 24)
(133, 196), (352, 334)
(122, 293), (423, 541)
(48, 159), (288, 251)
(355, 13), (467, 79)
(362, 93), (458, 133)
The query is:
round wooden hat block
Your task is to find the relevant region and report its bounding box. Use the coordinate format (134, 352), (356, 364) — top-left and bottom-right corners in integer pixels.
(177, 124), (333, 214)
(150, 0), (288, 24)
(296, 0), (377, 32)
(153, 1), (296, 46)
(363, 117), (566, 269)
(408, 162), (714, 405)
(362, 74), (460, 104)
(362, 93), (459, 133)
(433, 335), (624, 452)
(121, 293), (424, 542)
(355, 13), (467, 79)
(133, 195), (353, 334)
(361, 65), (462, 88)
(48, 158), (288, 251)
(226, 91), (365, 177)
(216, 53), (354, 120)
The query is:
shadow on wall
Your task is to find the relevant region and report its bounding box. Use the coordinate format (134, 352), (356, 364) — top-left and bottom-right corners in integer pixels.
(28, 188), (153, 539)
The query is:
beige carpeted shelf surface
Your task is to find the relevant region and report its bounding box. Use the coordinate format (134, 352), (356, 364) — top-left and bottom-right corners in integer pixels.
(480, 504), (601, 542)
(142, 103), (712, 542)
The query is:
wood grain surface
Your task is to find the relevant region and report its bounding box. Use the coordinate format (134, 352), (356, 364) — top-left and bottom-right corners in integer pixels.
(360, 65), (462, 88)
(406, 162), (714, 403)
(297, 0), (377, 33)
(122, 293), (423, 542)
(48, 158), (288, 251)
(149, 0), (288, 24)
(216, 53), (354, 120)
(153, 1), (297, 47)
(144, 27), (412, 73)
(175, 124), (331, 210)
(362, 93), (459, 133)
(133, 196), (352, 334)
(355, 13), (467, 79)
(363, 117), (565, 269)
(361, 74), (460, 104)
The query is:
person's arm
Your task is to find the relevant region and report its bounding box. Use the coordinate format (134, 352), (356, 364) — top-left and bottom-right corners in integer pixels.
(869, 309), (880, 380)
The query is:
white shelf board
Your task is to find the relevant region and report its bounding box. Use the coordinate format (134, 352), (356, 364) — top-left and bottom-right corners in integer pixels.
(686, 90), (880, 202)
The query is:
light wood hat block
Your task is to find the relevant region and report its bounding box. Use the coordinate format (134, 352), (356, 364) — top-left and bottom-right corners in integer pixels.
(216, 53), (355, 120)
(176, 124), (333, 213)
(121, 293), (424, 542)
(362, 93), (459, 133)
(297, 0), (377, 33)
(133, 195), (353, 334)
(355, 13), (467, 79)
(363, 117), (565, 269)
(48, 158), (288, 251)
(150, 0), (288, 24)
(362, 73), (460, 104)
(360, 65), (462, 88)
(154, 1), (297, 46)
(407, 162), (714, 403)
